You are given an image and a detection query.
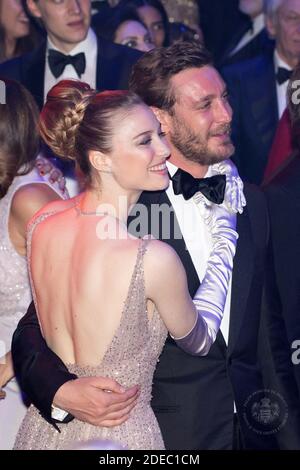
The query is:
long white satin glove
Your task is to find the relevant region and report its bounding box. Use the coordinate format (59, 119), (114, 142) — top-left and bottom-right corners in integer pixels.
(211, 159), (246, 214)
(173, 203), (238, 356)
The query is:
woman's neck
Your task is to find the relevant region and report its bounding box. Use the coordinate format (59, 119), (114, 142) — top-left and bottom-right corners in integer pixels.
(5, 35), (17, 60)
(78, 188), (141, 225)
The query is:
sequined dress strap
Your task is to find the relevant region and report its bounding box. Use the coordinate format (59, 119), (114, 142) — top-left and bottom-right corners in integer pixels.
(26, 212), (57, 330)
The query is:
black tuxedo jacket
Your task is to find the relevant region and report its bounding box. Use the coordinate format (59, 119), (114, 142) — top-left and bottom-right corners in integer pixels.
(197, 0), (246, 64)
(219, 28), (274, 66)
(263, 156), (300, 448)
(12, 184), (277, 450)
(221, 49), (279, 185)
(0, 35), (141, 109)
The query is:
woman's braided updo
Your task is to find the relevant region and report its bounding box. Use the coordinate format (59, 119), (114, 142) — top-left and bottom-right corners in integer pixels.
(39, 80), (144, 186)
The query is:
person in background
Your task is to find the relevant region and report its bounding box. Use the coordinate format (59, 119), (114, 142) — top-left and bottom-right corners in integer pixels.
(0, 0), (140, 109)
(0, 78), (67, 449)
(263, 67), (300, 449)
(95, 4), (154, 52)
(117, 0), (170, 46)
(222, 0), (300, 185)
(0, 0), (39, 63)
(219, 0), (273, 66)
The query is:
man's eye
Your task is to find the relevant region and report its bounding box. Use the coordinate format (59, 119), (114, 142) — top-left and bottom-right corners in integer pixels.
(199, 102), (211, 110)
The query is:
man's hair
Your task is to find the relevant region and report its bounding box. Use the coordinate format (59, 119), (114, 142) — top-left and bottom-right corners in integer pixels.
(263, 0), (284, 18)
(129, 41), (213, 113)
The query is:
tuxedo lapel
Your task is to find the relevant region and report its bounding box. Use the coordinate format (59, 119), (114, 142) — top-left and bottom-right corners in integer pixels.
(227, 207), (254, 354)
(130, 190), (200, 296)
(220, 18), (251, 63)
(21, 43), (46, 110)
(96, 38), (124, 91)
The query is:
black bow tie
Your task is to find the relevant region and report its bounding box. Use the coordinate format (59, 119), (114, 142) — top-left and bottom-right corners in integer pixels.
(276, 67), (292, 85)
(172, 168), (226, 204)
(48, 50), (86, 79)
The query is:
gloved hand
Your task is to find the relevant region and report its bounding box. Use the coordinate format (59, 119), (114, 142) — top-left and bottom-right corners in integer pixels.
(210, 159), (246, 214)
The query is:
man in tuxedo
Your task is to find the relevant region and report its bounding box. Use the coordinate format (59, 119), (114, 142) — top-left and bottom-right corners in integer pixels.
(219, 0), (273, 66)
(198, 0), (244, 63)
(0, 0), (140, 110)
(221, 0), (300, 185)
(262, 71), (300, 449)
(12, 41), (277, 449)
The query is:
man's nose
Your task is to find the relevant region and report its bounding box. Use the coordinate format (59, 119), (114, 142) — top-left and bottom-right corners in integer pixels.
(68, 0), (82, 14)
(215, 99), (232, 123)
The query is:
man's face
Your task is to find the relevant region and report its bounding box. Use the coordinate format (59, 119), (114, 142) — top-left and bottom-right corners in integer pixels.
(239, 0), (263, 19)
(267, 0), (300, 67)
(165, 67), (234, 166)
(27, 0), (91, 53)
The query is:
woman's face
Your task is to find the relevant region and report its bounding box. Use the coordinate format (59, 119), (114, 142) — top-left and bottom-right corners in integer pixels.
(137, 5), (165, 47)
(108, 104), (170, 193)
(114, 19), (154, 52)
(0, 0), (30, 40)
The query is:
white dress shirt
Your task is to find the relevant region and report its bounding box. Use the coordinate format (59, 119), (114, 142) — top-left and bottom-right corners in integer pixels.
(274, 49), (293, 119)
(230, 13), (264, 57)
(166, 161), (235, 346)
(44, 28), (98, 102)
(44, 28), (98, 197)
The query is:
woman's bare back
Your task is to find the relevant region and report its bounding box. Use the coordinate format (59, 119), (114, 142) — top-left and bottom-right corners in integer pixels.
(29, 205), (146, 367)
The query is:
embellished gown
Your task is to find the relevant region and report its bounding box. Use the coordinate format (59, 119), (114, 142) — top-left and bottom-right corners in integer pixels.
(14, 228), (168, 450)
(0, 167), (67, 450)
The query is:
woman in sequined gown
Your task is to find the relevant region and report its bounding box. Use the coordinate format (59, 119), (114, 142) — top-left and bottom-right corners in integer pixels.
(14, 80), (238, 450)
(0, 79), (67, 449)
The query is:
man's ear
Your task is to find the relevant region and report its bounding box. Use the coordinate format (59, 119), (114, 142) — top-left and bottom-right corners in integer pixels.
(27, 0), (42, 19)
(150, 106), (172, 134)
(265, 14), (277, 39)
(89, 151), (112, 174)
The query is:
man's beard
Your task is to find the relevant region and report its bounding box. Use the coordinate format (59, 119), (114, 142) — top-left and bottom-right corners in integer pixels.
(169, 118), (235, 166)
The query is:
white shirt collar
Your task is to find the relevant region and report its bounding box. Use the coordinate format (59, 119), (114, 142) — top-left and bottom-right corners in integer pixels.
(47, 27), (97, 56)
(274, 48), (293, 73)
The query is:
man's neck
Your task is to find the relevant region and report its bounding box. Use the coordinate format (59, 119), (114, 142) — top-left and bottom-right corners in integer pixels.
(276, 47), (299, 69)
(168, 154), (208, 178)
(47, 34), (87, 54)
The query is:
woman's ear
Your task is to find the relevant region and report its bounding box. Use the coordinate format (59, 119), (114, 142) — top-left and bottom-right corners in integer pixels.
(150, 106), (171, 134)
(88, 151), (112, 174)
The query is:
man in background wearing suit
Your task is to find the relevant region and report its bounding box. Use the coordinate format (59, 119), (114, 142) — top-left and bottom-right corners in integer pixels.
(0, 0), (140, 110)
(219, 0), (273, 66)
(263, 69), (300, 449)
(12, 41), (277, 450)
(222, 0), (300, 185)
